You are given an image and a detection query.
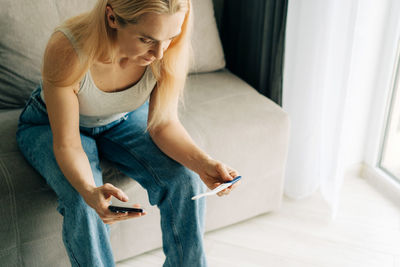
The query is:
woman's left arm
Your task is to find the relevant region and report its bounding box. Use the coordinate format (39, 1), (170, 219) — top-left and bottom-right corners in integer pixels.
(149, 119), (241, 196)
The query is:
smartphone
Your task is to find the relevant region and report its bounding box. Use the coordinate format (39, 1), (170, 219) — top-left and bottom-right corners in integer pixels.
(108, 205), (144, 213)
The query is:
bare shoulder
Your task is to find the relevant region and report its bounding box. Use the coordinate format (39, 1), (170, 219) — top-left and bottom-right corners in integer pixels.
(44, 31), (79, 67)
(42, 31), (83, 89)
(41, 31), (83, 147)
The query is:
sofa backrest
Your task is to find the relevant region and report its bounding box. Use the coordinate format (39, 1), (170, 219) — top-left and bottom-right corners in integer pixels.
(212, 0), (224, 30)
(0, 0), (225, 109)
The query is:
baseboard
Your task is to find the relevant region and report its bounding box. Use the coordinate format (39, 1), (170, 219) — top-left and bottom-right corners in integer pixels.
(360, 162), (400, 207)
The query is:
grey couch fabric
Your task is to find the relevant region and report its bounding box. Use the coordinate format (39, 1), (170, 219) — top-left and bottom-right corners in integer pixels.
(0, 0), (225, 109)
(0, 70), (290, 265)
(0, 0), (290, 266)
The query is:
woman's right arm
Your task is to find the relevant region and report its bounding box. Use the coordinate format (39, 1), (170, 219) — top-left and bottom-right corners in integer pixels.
(41, 32), (144, 224)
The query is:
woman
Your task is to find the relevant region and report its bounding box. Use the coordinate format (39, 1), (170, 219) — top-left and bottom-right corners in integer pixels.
(16, 0), (240, 266)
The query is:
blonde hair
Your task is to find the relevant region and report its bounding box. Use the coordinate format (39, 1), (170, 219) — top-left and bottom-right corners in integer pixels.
(43, 0), (192, 132)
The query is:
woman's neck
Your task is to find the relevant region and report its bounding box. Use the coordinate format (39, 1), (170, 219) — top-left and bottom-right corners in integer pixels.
(96, 56), (132, 69)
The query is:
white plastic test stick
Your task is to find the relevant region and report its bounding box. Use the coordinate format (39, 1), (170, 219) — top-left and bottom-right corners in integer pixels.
(191, 176), (242, 200)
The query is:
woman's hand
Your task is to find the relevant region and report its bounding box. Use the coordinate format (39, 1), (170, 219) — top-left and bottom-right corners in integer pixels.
(196, 158), (241, 197)
(82, 183), (146, 225)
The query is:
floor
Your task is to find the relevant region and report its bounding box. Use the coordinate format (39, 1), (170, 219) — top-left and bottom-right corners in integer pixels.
(117, 173), (400, 267)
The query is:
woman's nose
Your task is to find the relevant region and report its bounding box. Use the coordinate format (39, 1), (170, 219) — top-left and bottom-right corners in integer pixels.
(152, 43), (164, 60)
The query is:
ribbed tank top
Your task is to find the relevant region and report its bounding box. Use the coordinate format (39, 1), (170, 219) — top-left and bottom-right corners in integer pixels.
(40, 28), (157, 128)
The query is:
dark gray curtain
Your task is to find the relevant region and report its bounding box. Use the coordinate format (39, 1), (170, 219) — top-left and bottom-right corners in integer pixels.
(220, 0), (288, 106)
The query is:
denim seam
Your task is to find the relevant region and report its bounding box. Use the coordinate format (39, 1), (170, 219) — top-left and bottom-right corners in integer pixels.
(62, 221), (81, 267)
(0, 159), (24, 266)
(167, 197), (184, 266)
(19, 98), (33, 119)
(100, 136), (166, 188)
(18, 139), (80, 213)
(31, 97), (48, 114)
(100, 137), (185, 265)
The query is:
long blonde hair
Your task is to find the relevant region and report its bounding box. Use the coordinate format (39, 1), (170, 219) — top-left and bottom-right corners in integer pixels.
(44, 0), (192, 132)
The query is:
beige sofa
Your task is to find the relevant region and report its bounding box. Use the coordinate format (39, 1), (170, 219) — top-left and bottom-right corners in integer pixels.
(0, 0), (290, 266)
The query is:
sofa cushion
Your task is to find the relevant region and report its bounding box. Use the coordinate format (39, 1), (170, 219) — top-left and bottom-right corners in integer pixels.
(189, 0), (226, 73)
(0, 0), (225, 109)
(0, 1), (96, 109)
(180, 70), (290, 231)
(0, 107), (158, 264)
(0, 70), (290, 264)
(0, 109), (22, 154)
(0, 108), (131, 190)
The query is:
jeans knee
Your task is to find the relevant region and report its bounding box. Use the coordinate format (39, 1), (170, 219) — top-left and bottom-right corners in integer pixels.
(58, 192), (91, 215)
(168, 167), (205, 197)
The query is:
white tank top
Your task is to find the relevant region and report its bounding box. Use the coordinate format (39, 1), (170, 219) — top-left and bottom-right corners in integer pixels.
(40, 28), (157, 128)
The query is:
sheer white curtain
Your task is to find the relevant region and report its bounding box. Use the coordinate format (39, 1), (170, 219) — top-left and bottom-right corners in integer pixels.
(282, 0), (360, 218)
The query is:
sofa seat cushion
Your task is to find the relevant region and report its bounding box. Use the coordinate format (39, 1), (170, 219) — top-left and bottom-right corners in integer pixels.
(0, 108), (150, 265)
(180, 69), (290, 230)
(0, 109), (23, 154)
(0, 69), (290, 264)
(0, 108), (137, 202)
(181, 69), (287, 167)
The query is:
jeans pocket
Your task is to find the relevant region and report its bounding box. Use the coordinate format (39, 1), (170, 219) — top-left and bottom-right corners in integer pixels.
(31, 92), (48, 113)
(18, 98), (49, 126)
(18, 97), (34, 123)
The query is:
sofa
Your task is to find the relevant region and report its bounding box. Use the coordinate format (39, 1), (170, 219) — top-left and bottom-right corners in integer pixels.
(0, 0), (290, 266)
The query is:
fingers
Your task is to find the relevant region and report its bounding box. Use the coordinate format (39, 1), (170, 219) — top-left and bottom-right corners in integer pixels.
(100, 203), (147, 225)
(217, 179), (242, 197)
(87, 184), (146, 225)
(229, 179), (241, 191)
(216, 162), (234, 182)
(215, 162), (241, 197)
(103, 211), (145, 225)
(228, 168), (239, 179)
(216, 162), (241, 182)
(102, 183), (129, 202)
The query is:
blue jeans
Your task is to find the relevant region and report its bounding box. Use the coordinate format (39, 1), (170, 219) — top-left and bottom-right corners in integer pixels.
(16, 86), (207, 267)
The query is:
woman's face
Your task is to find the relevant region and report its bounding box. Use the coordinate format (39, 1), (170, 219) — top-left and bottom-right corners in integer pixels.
(107, 9), (186, 66)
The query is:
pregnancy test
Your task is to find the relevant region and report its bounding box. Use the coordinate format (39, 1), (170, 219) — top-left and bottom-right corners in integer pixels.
(191, 176), (242, 200)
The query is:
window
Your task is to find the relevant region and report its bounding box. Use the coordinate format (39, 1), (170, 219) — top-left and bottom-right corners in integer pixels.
(379, 47), (400, 183)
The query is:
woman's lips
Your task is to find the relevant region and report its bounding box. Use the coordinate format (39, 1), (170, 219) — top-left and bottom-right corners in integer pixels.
(142, 57), (154, 62)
